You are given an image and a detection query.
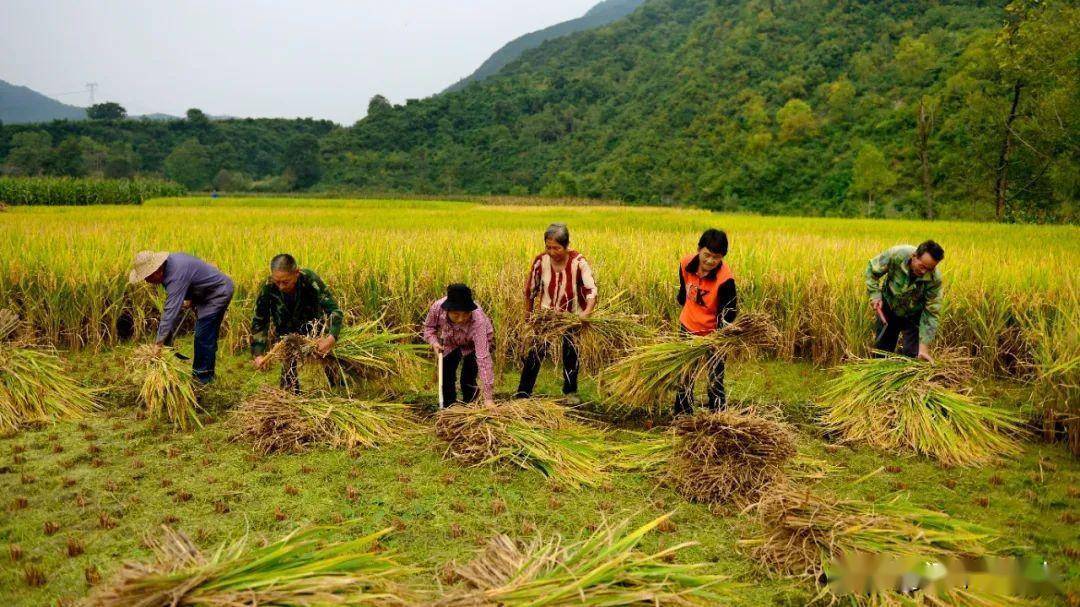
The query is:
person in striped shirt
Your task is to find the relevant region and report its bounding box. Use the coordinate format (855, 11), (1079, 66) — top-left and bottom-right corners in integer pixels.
(514, 223), (598, 405)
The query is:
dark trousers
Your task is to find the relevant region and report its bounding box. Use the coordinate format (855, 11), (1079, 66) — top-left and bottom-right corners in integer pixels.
(279, 330), (343, 394)
(192, 310), (226, 384)
(441, 348), (479, 406)
(673, 325), (726, 415)
(515, 333), (579, 397)
(872, 302), (920, 358)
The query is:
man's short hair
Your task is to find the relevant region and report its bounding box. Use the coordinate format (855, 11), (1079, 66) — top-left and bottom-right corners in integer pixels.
(544, 223), (570, 247)
(270, 253), (298, 272)
(916, 240), (944, 262)
(698, 229), (729, 256)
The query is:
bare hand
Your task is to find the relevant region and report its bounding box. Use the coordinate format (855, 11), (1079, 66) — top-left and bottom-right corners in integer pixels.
(869, 299), (884, 314)
(181, 300), (192, 311)
(150, 343), (164, 356)
(431, 343), (444, 356)
(316, 335), (337, 357)
(917, 344), (933, 363)
(577, 309), (591, 321)
(252, 355), (269, 371)
(483, 398), (496, 408)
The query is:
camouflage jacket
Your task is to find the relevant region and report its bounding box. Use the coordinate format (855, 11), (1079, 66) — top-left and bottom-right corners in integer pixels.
(250, 269), (343, 356)
(865, 245), (942, 344)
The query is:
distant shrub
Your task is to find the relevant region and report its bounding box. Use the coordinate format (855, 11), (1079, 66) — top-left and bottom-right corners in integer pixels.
(0, 177), (185, 206)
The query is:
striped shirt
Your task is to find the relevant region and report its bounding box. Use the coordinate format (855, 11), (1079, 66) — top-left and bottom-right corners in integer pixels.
(524, 251), (598, 313)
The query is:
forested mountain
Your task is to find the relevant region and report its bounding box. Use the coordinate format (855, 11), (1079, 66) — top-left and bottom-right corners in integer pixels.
(329, 0), (1077, 221)
(443, 0), (645, 93)
(0, 79), (86, 124)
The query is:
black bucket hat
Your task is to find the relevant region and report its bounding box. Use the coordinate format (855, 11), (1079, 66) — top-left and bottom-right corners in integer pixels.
(441, 283), (478, 312)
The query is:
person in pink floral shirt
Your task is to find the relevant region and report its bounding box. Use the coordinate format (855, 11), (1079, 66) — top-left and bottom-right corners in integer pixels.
(422, 284), (496, 407)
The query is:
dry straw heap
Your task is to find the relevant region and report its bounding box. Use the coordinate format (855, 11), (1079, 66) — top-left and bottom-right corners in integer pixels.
(434, 514), (733, 606)
(669, 409), (796, 505)
(819, 352), (1022, 466)
(599, 311), (782, 416)
(0, 308), (99, 433)
(84, 525), (411, 606)
(230, 387), (418, 454)
(128, 344), (202, 431)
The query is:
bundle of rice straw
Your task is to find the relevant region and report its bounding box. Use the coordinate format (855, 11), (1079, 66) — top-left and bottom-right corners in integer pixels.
(599, 311), (782, 416)
(434, 399), (611, 488)
(263, 319), (427, 390)
(742, 483), (996, 581)
(669, 409), (796, 505)
(230, 387), (418, 454)
(84, 525), (410, 606)
(513, 293), (653, 372)
(433, 514), (733, 606)
(819, 352), (1022, 466)
(0, 309), (99, 432)
(128, 344), (202, 431)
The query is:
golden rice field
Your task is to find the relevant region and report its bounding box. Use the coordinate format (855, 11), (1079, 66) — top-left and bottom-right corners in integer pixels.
(0, 197), (1077, 383)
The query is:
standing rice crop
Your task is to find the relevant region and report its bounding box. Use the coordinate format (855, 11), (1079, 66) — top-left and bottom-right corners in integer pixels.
(669, 409), (796, 505)
(742, 483), (996, 580)
(599, 312), (782, 416)
(819, 352), (1022, 466)
(84, 525), (410, 606)
(128, 345), (201, 431)
(433, 514), (733, 606)
(230, 387), (419, 454)
(434, 400), (612, 488)
(0, 312), (99, 432)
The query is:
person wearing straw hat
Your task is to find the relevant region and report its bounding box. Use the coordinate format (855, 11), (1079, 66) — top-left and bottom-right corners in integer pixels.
(515, 222), (597, 405)
(250, 253), (344, 393)
(674, 228), (738, 415)
(422, 284), (495, 408)
(128, 251), (234, 384)
(865, 240), (944, 363)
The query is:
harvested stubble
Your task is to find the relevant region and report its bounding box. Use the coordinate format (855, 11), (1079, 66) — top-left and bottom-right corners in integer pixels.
(434, 399), (613, 489)
(819, 352), (1022, 467)
(264, 319), (427, 390)
(669, 409), (796, 505)
(84, 525), (410, 606)
(599, 312), (782, 417)
(742, 483), (996, 581)
(513, 294), (653, 372)
(128, 345), (201, 431)
(433, 514), (732, 606)
(230, 387), (418, 454)
(0, 309), (99, 432)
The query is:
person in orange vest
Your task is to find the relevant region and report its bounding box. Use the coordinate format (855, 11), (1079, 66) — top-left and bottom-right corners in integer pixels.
(674, 229), (737, 415)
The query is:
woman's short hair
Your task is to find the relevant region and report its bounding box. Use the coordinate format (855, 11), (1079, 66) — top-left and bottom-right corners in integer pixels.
(698, 229), (729, 255)
(544, 223), (570, 247)
(270, 253), (298, 272)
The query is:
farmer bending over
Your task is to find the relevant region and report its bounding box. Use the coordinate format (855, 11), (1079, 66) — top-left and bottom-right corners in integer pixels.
(251, 254), (343, 392)
(423, 284), (495, 407)
(674, 229), (737, 415)
(865, 240), (944, 362)
(515, 222), (597, 405)
(128, 251), (234, 384)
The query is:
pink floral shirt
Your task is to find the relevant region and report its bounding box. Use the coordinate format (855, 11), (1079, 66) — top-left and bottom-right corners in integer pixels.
(422, 297), (495, 401)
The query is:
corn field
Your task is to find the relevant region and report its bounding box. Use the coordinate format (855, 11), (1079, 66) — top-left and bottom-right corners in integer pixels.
(0, 197), (1076, 391)
(0, 177), (185, 206)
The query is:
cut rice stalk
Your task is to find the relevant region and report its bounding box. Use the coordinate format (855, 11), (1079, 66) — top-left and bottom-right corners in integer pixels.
(669, 409), (796, 505)
(434, 514), (734, 606)
(128, 344), (202, 431)
(819, 353), (1022, 466)
(599, 311), (782, 417)
(0, 340), (100, 432)
(230, 387), (419, 454)
(434, 400), (609, 488)
(84, 525), (411, 606)
(742, 483), (997, 581)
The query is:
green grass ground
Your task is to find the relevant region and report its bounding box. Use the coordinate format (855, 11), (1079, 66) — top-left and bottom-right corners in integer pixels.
(1, 343), (1077, 606)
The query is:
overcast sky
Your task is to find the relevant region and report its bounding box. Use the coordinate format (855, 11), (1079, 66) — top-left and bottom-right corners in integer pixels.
(0, 0), (598, 124)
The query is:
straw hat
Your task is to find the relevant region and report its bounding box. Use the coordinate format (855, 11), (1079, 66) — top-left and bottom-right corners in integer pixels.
(128, 251), (169, 284)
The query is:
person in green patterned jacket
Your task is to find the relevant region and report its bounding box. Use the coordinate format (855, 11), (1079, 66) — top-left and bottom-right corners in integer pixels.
(251, 253), (344, 392)
(865, 240), (944, 362)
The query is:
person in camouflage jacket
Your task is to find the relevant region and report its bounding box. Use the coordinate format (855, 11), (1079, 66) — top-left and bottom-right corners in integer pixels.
(865, 240), (944, 362)
(251, 254), (344, 392)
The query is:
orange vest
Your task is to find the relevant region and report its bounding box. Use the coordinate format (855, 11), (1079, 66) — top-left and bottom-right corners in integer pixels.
(679, 253), (734, 335)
